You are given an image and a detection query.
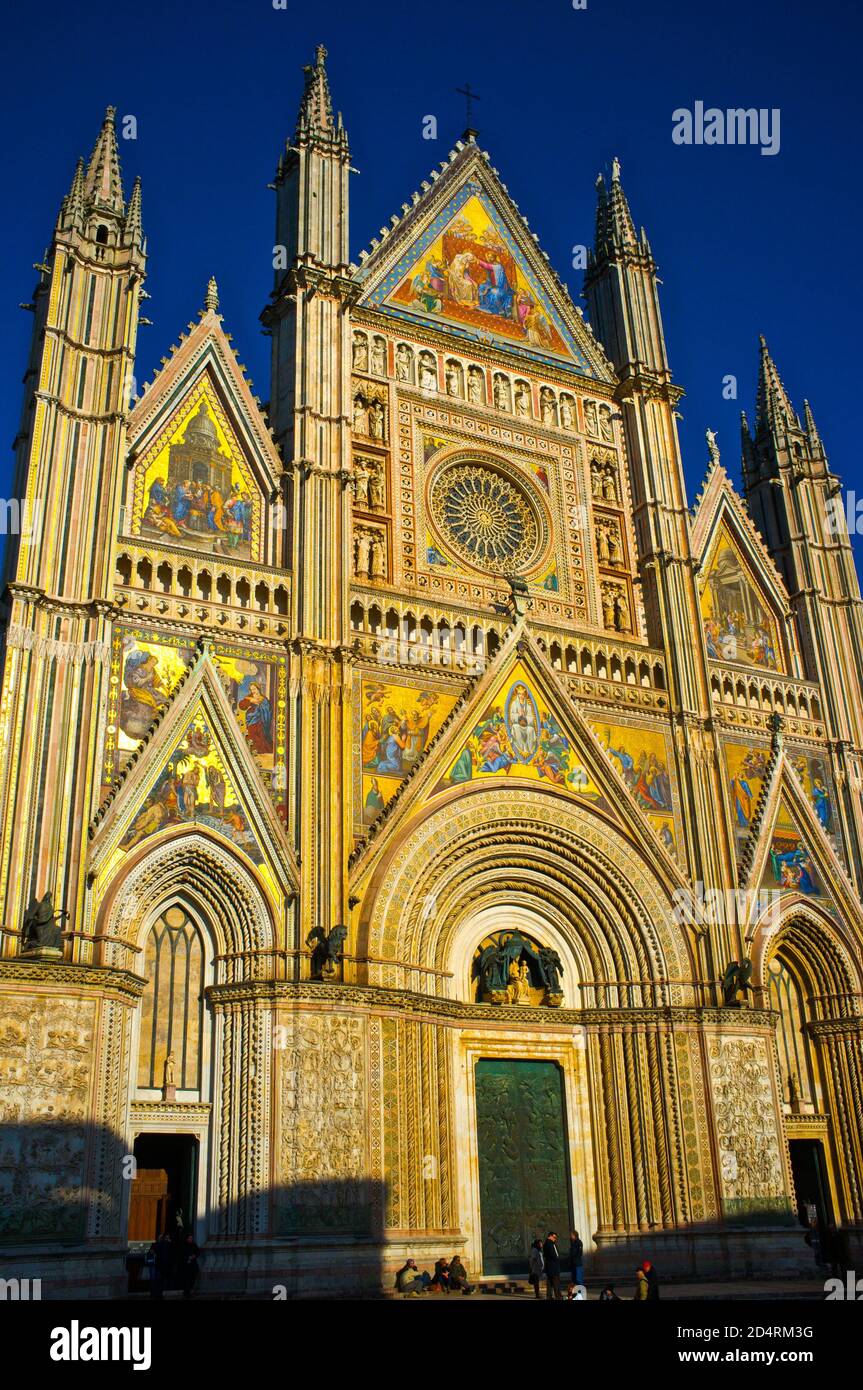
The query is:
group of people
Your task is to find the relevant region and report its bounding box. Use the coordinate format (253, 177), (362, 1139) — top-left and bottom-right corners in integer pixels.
(395, 1255), (473, 1296)
(529, 1231), (661, 1302)
(143, 1231), (200, 1299)
(144, 476), (252, 552)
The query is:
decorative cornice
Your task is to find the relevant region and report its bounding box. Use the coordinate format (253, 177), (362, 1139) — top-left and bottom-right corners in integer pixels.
(0, 958), (145, 998)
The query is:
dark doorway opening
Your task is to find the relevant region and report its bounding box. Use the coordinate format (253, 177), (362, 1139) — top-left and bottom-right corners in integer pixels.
(475, 1058), (573, 1277)
(789, 1137), (833, 1233)
(128, 1133), (198, 1245)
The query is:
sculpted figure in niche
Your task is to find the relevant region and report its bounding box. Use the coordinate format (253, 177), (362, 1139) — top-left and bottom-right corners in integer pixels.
(601, 584), (616, 629)
(493, 375), (512, 411)
(353, 460), (370, 509)
(370, 336), (387, 376)
(602, 467), (618, 503)
(614, 589), (630, 631)
(354, 530), (372, 577)
(514, 382), (532, 417)
(352, 332), (369, 372)
(599, 404), (614, 442)
(540, 387), (557, 425)
(590, 460), (603, 499)
(419, 353), (437, 391)
(350, 394), (366, 430)
(606, 525), (622, 565)
(370, 534), (386, 579)
(395, 343), (414, 382)
(596, 525), (610, 563)
(368, 462), (385, 512)
(584, 400), (599, 436)
(445, 361), (463, 397)
(369, 401), (385, 440)
(467, 366), (484, 403)
(560, 395), (575, 430)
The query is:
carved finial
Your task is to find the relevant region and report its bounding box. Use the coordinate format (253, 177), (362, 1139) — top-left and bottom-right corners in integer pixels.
(705, 427), (720, 465)
(204, 276), (219, 312)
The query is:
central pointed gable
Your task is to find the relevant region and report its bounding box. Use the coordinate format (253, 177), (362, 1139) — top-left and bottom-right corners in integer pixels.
(350, 631), (685, 893)
(356, 142), (613, 381)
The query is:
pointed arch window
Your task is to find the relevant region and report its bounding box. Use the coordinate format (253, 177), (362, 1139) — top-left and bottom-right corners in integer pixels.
(137, 906), (205, 1091)
(767, 955), (818, 1108)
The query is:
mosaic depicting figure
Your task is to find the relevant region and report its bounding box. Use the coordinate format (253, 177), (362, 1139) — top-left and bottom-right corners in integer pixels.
(120, 718), (263, 865)
(701, 529), (780, 670)
(137, 397), (256, 558)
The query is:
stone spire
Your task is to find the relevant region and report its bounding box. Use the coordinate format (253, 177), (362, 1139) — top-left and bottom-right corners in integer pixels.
(204, 275), (219, 312)
(755, 335), (795, 435)
(59, 156), (86, 231)
(122, 174), (143, 248)
(593, 157), (637, 256)
(803, 398), (824, 457)
(294, 44), (347, 153)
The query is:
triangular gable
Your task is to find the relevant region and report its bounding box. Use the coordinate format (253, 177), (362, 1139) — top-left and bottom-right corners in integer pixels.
(356, 141), (613, 382)
(350, 630), (686, 894)
(740, 755), (860, 927)
(89, 648), (296, 901)
(692, 465), (791, 674)
(125, 304), (283, 564)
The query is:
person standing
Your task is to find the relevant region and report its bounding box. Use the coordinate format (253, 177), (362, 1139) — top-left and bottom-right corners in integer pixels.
(633, 1269), (649, 1301)
(180, 1234), (200, 1299)
(642, 1258), (660, 1300)
(569, 1230), (584, 1288)
(543, 1231), (562, 1300)
(598, 1283), (621, 1302)
(528, 1239), (544, 1299)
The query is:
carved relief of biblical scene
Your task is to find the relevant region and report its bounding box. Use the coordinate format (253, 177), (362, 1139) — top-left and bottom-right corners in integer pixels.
(357, 675), (459, 823)
(590, 720), (676, 854)
(0, 997), (95, 1241)
(276, 1014), (369, 1235)
(353, 524), (388, 581)
(432, 663), (605, 804)
(352, 384), (388, 441)
(352, 453), (387, 514)
(600, 580), (631, 633)
(104, 626), (287, 815)
(472, 928), (564, 1007)
(589, 455), (619, 504)
(700, 525), (782, 671)
(709, 1037), (789, 1223)
(119, 714), (264, 865)
(131, 381), (259, 559)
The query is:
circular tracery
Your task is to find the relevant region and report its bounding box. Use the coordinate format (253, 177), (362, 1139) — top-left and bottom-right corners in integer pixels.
(429, 460), (543, 572)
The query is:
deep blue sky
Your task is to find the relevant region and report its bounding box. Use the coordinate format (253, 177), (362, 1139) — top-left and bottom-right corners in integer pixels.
(2, 0), (861, 560)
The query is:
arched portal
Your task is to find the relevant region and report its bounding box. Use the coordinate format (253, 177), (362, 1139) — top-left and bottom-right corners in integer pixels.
(94, 829), (279, 1257)
(356, 786), (697, 1276)
(752, 901), (863, 1238)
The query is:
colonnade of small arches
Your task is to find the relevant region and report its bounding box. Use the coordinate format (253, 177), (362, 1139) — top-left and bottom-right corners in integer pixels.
(709, 667), (822, 723)
(116, 551), (289, 619)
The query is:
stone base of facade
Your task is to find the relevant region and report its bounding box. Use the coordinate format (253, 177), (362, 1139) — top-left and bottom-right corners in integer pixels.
(1, 1227), (822, 1299)
(592, 1226), (813, 1281)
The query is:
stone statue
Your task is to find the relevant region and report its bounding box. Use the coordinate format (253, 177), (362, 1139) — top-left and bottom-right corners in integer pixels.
(368, 464), (385, 512)
(21, 891), (68, 954)
(395, 344), (413, 382)
(721, 958), (754, 1008)
(370, 338), (386, 376)
(353, 461), (370, 509)
(352, 332), (368, 372)
(164, 1052), (176, 1088)
(706, 427), (720, 465)
(467, 367), (484, 403)
(537, 944), (565, 998)
(307, 924), (348, 979)
(560, 396), (575, 430)
(475, 941), (508, 997)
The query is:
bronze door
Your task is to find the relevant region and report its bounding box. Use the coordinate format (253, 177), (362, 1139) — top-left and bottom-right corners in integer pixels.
(475, 1058), (572, 1276)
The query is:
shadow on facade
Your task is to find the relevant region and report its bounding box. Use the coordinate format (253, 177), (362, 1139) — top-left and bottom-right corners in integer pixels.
(0, 1119), (390, 1299)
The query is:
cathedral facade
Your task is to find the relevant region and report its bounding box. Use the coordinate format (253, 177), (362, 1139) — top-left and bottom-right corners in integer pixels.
(2, 47), (863, 1297)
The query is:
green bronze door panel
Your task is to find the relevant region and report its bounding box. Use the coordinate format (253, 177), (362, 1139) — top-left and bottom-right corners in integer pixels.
(475, 1058), (572, 1277)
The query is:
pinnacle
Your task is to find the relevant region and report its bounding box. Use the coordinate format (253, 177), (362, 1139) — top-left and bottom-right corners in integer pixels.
(204, 275), (220, 312)
(84, 105), (125, 214)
